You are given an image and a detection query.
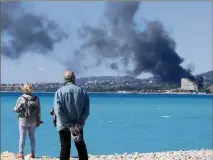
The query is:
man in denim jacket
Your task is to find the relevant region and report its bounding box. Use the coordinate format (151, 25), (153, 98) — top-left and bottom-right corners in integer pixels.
(54, 71), (89, 160)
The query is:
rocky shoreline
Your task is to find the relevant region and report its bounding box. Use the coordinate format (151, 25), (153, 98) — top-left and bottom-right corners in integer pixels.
(1, 150), (213, 160)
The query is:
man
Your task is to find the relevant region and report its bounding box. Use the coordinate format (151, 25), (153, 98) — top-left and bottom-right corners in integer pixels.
(54, 71), (89, 160)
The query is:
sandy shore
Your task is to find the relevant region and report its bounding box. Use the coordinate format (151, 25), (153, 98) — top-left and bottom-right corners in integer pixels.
(1, 150), (213, 160)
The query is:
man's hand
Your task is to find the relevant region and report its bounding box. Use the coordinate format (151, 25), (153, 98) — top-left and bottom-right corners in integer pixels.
(36, 121), (40, 127)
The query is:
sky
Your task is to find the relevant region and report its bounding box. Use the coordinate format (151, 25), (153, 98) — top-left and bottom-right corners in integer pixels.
(1, 1), (212, 83)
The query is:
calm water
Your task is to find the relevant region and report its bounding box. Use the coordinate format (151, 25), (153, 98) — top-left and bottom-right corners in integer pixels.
(1, 92), (213, 157)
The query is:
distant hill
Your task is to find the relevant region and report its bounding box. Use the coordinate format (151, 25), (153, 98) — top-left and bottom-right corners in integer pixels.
(196, 70), (213, 79)
(75, 71), (213, 87)
(195, 70), (213, 88)
(2, 70), (213, 92)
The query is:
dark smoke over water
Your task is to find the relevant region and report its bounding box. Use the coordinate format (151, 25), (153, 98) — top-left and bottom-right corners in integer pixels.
(1, 1), (68, 59)
(1, 1), (195, 83)
(77, 2), (195, 83)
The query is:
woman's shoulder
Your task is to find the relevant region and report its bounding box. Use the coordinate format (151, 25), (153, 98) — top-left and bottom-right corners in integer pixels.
(16, 95), (25, 103)
(32, 94), (40, 102)
(20, 94), (39, 101)
(33, 94), (39, 98)
(18, 95), (25, 100)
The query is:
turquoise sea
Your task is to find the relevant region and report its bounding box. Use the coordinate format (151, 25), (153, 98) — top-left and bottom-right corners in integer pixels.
(1, 92), (213, 157)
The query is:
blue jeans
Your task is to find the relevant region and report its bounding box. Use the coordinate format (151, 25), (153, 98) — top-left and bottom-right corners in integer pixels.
(19, 123), (36, 154)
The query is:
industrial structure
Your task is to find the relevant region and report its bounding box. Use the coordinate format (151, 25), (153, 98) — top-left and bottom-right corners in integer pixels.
(181, 78), (198, 91)
(208, 84), (213, 93)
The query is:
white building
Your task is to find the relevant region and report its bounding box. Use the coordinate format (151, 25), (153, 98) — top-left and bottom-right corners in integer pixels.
(181, 78), (198, 91)
(208, 84), (213, 93)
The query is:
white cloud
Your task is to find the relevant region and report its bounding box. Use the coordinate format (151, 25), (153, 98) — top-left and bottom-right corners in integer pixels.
(38, 68), (45, 71)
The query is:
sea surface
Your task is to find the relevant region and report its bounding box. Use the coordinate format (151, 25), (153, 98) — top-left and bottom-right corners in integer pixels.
(1, 92), (213, 157)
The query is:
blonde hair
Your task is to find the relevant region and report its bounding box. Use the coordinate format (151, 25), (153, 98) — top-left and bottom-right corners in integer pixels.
(22, 82), (33, 94)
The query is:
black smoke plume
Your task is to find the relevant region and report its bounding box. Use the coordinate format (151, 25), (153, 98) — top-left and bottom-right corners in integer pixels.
(1, 1), (195, 83)
(77, 2), (195, 83)
(1, 1), (68, 59)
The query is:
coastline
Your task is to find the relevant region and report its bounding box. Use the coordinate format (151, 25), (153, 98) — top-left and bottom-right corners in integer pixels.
(1, 150), (213, 160)
(1, 91), (213, 96)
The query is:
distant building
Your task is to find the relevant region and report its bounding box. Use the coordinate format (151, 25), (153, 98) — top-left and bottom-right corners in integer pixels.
(181, 78), (198, 91)
(208, 84), (213, 93)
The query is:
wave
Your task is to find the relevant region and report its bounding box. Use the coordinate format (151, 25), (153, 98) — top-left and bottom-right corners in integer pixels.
(162, 115), (171, 118)
(100, 120), (126, 123)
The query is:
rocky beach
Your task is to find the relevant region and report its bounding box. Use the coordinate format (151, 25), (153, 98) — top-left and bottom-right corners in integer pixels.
(1, 150), (213, 160)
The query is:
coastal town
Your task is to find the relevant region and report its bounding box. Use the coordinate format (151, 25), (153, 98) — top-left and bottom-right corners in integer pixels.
(1, 74), (213, 94)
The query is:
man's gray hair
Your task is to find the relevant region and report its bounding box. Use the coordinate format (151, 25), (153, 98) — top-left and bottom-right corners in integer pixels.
(64, 71), (75, 83)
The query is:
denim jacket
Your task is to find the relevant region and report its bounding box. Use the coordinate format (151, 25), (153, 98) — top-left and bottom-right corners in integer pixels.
(53, 82), (90, 131)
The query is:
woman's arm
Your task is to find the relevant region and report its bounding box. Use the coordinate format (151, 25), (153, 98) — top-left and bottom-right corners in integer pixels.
(36, 96), (41, 126)
(13, 97), (23, 113)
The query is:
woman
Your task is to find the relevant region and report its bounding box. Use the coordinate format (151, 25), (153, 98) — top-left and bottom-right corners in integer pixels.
(14, 82), (41, 159)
